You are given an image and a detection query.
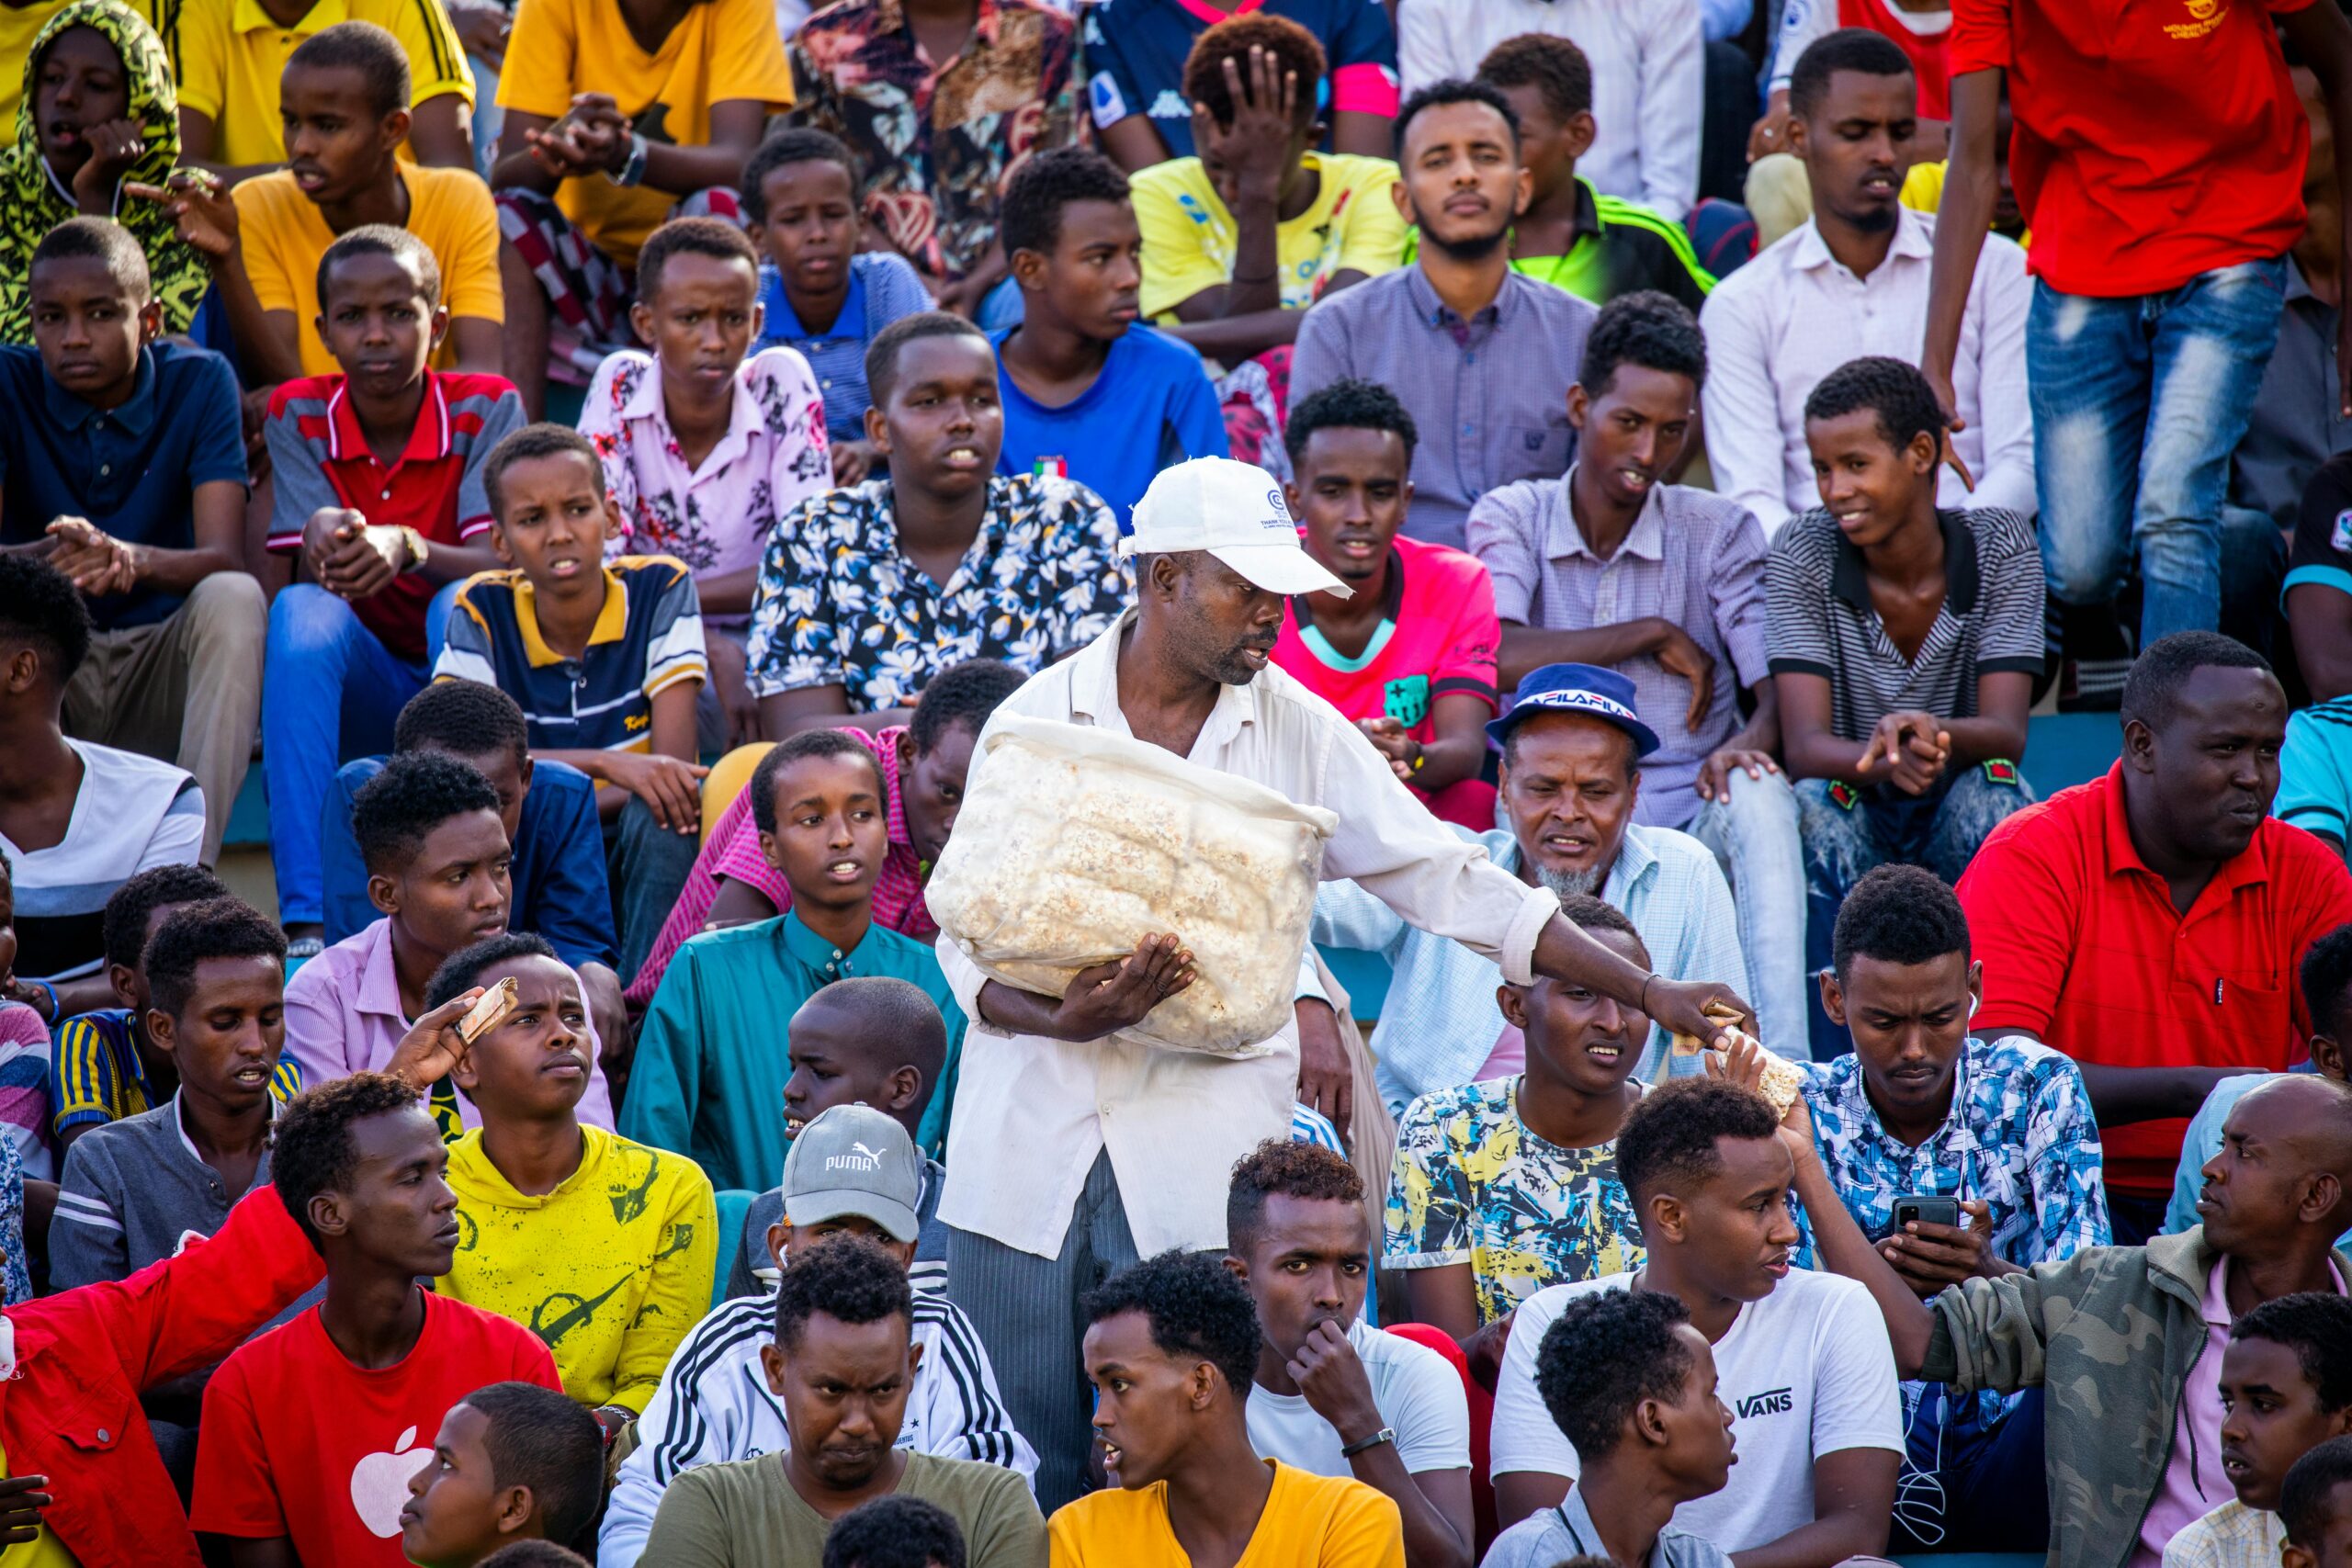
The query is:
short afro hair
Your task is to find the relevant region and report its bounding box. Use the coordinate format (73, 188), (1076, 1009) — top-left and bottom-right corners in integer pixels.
(2120, 631), (2273, 731)
(908, 659), (1025, 755)
(351, 750), (503, 875)
(1478, 32), (1592, 122)
(1804, 355), (1946, 459)
(751, 728), (888, 837)
(395, 679), (532, 771)
(741, 126), (859, 225)
(1613, 1076), (1782, 1206)
(1788, 28), (1915, 121)
(460, 1382), (605, 1550)
(481, 423), (603, 522)
(145, 897), (287, 1019)
(1580, 290), (1708, 398)
(2232, 1292), (2352, 1413)
(102, 863), (232, 976)
(1183, 14), (1325, 131)
(31, 216), (151, 298)
(318, 222), (441, 312)
(1831, 863), (1970, 983)
(1083, 1249), (1262, 1403)
(772, 1231), (916, 1355)
(2283, 1436), (2352, 1549)
(1001, 146), (1131, 260)
(1559, 892), (1646, 960)
(823, 1495), (968, 1568)
(1283, 377), (1419, 467)
(1227, 1138), (1364, 1254)
(865, 310), (991, 409)
(636, 215), (760, 306)
(1535, 1288), (1697, 1459)
(478, 1543), (591, 1568)
(272, 1071), (433, 1246)
(0, 552), (94, 683)
(1395, 78), (1521, 160)
(287, 19), (411, 117)
(2302, 923), (2352, 1041)
(425, 931), (560, 1011)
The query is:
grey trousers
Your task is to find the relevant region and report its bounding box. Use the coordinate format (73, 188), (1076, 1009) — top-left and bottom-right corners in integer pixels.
(62, 572), (266, 866)
(944, 1150), (1140, 1513)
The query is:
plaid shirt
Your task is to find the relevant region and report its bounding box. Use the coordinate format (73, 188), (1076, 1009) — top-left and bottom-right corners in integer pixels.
(2161, 1501), (2285, 1568)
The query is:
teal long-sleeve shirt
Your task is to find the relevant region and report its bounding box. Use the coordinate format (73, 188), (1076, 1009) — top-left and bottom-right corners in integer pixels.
(620, 911), (966, 1191)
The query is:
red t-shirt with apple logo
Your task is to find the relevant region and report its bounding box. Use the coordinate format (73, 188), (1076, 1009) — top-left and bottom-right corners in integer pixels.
(191, 1288), (561, 1565)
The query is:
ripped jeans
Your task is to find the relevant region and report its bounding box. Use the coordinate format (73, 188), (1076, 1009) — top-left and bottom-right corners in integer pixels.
(2030, 257), (2288, 648)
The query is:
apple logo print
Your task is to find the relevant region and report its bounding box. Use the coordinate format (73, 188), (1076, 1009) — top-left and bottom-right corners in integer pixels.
(350, 1426), (429, 1538)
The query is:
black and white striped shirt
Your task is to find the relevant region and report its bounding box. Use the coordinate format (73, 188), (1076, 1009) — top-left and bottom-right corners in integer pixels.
(599, 1290), (1037, 1566)
(1765, 506), (2045, 745)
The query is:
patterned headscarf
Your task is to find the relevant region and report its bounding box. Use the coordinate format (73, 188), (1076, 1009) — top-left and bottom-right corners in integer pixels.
(0, 0), (207, 343)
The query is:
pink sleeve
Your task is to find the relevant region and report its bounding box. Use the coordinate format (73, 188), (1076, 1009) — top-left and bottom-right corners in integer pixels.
(711, 801), (794, 904)
(1432, 556), (1501, 709)
(1329, 61), (1399, 118)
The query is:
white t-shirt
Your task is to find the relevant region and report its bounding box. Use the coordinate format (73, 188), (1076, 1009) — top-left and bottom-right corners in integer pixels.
(1, 739), (204, 983)
(1246, 1320), (1472, 1478)
(1488, 1269), (1902, 1553)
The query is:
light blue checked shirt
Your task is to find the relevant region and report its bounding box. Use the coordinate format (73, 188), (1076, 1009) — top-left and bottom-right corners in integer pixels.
(1315, 821), (1748, 1116)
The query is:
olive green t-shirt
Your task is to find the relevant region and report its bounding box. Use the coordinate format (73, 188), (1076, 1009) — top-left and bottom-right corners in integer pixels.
(640, 1450), (1047, 1567)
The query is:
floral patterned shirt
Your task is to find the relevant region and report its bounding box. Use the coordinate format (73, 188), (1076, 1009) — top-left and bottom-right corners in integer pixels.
(1385, 1075), (1648, 1325)
(582, 346), (831, 625)
(745, 472), (1128, 709)
(788, 0), (1082, 282)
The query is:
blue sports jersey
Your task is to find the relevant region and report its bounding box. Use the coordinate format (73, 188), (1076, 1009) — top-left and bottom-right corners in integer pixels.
(1082, 0), (1399, 161)
(990, 324), (1229, 528)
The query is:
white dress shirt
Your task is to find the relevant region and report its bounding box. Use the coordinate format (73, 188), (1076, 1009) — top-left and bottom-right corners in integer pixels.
(1395, 0), (1700, 220)
(937, 611), (1560, 1260)
(1698, 206), (2034, 536)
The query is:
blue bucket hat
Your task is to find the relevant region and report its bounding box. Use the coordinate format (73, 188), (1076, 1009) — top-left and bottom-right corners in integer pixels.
(1487, 663), (1662, 759)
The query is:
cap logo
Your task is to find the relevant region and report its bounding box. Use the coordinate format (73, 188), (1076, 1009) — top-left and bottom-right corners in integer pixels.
(1518, 688), (1639, 725)
(1261, 489), (1293, 530)
(825, 1142), (889, 1174)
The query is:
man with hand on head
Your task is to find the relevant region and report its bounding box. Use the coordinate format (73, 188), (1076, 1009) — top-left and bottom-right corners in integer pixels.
(1224, 1139), (1473, 1568)
(943, 456), (1751, 1508)
(603, 1104), (1032, 1568)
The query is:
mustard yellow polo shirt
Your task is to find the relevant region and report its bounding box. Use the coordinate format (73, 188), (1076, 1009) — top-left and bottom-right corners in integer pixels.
(171, 0), (472, 168)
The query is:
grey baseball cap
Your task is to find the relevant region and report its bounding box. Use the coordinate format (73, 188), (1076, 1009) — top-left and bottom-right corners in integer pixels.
(781, 1104), (922, 1243)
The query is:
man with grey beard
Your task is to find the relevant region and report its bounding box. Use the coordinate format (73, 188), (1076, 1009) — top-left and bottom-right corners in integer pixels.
(1315, 662), (1750, 1115)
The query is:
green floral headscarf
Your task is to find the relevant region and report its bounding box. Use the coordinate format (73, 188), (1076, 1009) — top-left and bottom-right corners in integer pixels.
(0, 0), (206, 343)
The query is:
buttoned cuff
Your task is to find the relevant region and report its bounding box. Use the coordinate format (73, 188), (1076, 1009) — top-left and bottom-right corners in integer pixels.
(1498, 882), (1562, 987)
(1294, 948), (1329, 1006)
(937, 938), (1013, 1037)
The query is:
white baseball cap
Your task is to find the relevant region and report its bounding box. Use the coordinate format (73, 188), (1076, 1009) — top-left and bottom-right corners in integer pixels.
(1121, 457), (1352, 598)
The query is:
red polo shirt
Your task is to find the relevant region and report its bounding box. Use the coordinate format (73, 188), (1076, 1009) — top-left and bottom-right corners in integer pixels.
(1949, 0), (2312, 299)
(263, 370), (525, 662)
(1956, 764), (2352, 1194)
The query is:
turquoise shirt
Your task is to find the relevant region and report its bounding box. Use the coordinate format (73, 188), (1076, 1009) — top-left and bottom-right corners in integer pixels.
(620, 912), (966, 1191)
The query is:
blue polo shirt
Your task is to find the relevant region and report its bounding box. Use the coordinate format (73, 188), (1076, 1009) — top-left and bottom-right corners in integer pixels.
(317, 756), (619, 967)
(990, 323), (1228, 527)
(0, 343), (247, 629)
(755, 252), (935, 444)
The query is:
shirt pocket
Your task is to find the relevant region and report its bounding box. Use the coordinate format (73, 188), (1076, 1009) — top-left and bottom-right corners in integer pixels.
(2182, 974), (2293, 1068)
(1504, 423), (1574, 487)
(50, 1376), (135, 1455)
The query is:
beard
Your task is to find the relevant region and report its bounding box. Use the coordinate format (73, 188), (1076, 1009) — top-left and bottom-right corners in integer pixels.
(1533, 863), (1606, 900)
(1414, 215), (1511, 264)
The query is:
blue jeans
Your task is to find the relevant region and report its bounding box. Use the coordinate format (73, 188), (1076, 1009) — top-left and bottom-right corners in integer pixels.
(2030, 257), (2288, 647)
(1689, 767), (1809, 1057)
(263, 581), (464, 925)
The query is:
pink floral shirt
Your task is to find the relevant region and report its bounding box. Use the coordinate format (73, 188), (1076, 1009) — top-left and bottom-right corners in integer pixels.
(582, 345), (832, 626)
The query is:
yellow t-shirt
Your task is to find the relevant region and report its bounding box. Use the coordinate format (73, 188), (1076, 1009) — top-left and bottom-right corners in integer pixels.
(438, 1124), (718, 1414)
(0, 1451), (81, 1567)
(1131, 152), (1408, 323)
(233, 162), (504, 376)
(494, 0), (793, 268)
(0, 0), (76, 130)
(1048, 1460), (1404, 1568)
(169, 0), (474, 169)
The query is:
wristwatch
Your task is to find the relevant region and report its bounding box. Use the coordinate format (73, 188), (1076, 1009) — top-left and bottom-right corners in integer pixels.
(397, 526), (431, 573)
(1340, 1426), (1396, 1459)
(613, 131), (650, 187)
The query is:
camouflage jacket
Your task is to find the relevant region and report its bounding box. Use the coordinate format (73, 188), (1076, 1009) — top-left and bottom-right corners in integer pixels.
(1923, 1227), (2352, 1568)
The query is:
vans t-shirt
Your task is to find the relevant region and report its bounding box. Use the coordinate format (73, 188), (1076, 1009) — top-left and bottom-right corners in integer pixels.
(1488, 1269), (1901, 1553)
(1246, 1320), (1471, 1479)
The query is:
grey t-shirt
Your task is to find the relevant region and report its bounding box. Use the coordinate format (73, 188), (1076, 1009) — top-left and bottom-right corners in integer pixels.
(1484, 1483), (1736, 1568)
(641, 1450), (1046, 1568)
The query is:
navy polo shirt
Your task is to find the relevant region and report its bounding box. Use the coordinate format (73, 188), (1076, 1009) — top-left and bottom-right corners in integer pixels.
(1082, 0), (1400, 160)
(0, 343), (248, 629)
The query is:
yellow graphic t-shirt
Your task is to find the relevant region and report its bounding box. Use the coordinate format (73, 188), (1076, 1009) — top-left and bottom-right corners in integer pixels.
(1132, 152), (1408, 322)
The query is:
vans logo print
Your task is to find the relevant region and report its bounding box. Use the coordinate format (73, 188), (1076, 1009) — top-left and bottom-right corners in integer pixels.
(1736, 1387), (1794, 1419)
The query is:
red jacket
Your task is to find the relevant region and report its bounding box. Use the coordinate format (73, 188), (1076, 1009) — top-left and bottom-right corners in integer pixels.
(6, 1184), (322, 1565)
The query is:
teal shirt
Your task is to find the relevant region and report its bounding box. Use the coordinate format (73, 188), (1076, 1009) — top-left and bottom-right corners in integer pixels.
(619, 912), (966, 1191)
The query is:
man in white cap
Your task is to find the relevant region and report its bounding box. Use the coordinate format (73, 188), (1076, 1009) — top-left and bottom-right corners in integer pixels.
(936, 456), (1753, 1507)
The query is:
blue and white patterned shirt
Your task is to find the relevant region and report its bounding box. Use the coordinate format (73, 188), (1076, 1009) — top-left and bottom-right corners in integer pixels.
(1314, 821), (1749, 1116)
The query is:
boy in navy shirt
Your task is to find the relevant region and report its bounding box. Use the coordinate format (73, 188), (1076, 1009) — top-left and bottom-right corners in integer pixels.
(437, 423), (708, 985)
(992, 148), (1227, 529)
(0, 219), (261, 867)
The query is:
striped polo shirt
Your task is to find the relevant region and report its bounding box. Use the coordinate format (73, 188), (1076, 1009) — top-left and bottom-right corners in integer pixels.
(437, 556), (708, 753)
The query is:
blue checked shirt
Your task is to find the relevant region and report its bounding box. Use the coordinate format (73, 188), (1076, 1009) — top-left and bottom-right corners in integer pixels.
(1314, 821), (1748, 1116)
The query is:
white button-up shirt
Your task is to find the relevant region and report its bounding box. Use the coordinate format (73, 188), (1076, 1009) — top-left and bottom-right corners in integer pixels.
(1396, 0), (1701, 220)
(1698, 207), (2034, 537)
(937, 611), (1561, 1259)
